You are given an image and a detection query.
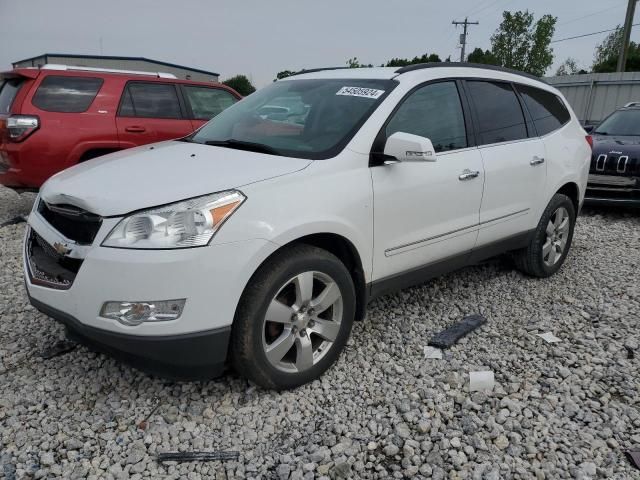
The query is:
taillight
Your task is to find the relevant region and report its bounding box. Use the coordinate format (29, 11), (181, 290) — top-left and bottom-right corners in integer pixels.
(6, 115), (39, 142)
(585, 135), (593, 150)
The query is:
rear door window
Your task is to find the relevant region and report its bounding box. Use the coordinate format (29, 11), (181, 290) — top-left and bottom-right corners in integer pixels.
(467, 81), (528, 145)
(32, 76), (103, 113)
(183, 86), (237, 120)
(516, 85), (570, 136)
(0, 78), (24, 114)
(118, 82), (182, 119)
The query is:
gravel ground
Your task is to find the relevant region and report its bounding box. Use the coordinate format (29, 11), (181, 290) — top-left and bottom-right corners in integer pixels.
(0, 185), (639, 480)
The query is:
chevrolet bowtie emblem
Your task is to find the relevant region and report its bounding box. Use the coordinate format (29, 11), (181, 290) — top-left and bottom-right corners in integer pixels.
(53, 242), (71, 256)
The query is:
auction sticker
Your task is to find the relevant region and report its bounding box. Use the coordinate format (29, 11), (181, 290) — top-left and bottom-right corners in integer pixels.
(336, 86), (385, 99)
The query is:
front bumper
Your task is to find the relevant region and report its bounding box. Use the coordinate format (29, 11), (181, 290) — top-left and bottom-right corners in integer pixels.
(585, 173), (640, 208)
(28, 292), (230, 380)
(24, 209), (280, 379)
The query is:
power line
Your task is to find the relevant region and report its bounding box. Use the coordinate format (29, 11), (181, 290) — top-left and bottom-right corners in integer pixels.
(550, 24), (639, 43)
(557, 3), (625, 26)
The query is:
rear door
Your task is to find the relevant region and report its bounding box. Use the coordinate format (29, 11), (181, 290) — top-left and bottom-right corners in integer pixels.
(465, 80), (546, 247)
(116, 81), (193, 146)
(181, 85), (238, 130)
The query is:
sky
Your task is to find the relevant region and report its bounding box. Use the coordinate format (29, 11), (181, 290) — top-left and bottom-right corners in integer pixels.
(1, 0), (637, 87)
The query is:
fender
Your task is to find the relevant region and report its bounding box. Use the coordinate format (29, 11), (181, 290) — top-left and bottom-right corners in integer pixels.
(268, 220), (372, 282)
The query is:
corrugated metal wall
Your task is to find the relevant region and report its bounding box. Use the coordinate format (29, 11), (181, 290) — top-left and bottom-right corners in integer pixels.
(13, 55), (219, 82)
(545, 72), (640, 125)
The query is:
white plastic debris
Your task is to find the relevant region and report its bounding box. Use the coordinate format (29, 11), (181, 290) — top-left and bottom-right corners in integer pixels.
(423, 346), (443, 359)
(469, 371), (495, 392)
(536, 332), (561, 343)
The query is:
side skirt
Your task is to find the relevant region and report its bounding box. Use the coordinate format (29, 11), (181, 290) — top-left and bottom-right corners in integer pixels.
(368, 230), (534, 300)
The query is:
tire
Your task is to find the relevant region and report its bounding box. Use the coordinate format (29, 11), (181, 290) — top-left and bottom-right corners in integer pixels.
(230, 244), (356, 390)
(513, 193), (576, 278)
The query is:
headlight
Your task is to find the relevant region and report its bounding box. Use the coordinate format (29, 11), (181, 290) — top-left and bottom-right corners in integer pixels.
(102, 190), (245, 249)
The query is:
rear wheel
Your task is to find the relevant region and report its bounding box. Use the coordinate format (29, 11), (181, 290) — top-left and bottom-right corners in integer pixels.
(231, 244), (355, 390)
(513, 193), (576, 278)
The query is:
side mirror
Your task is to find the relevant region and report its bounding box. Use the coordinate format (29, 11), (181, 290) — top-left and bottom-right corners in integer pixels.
(584, 125), (594, 133)
(383, 132), (437, 163)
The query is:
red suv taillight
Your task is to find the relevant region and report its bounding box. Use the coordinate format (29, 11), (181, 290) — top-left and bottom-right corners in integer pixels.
(585, 135), (593, 150)
(6, 115), (39, 142)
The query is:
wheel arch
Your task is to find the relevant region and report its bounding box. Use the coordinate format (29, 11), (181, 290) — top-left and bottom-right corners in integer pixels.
(244, 232), (369, 323)
(555, 181), (580, 213)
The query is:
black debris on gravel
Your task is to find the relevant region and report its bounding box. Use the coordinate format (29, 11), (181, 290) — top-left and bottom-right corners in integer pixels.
(428, 313), (487, 349)
(157, 451), (240, 463)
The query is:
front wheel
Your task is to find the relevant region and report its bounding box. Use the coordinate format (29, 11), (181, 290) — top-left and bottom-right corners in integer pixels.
(230, 244), (356, 390)
(513, 193), (576, 278)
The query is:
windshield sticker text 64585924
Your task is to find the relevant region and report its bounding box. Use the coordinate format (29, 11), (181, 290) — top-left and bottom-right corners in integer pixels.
(336, 86), (385, 99)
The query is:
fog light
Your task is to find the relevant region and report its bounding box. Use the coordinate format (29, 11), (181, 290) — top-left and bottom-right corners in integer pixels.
(100, 299), (186, 326)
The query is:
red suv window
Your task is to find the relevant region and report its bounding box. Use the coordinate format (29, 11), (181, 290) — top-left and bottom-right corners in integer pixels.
(32, 76), (103, 113)
(118, 82), (183, 119)
(183, 86), (237, 120)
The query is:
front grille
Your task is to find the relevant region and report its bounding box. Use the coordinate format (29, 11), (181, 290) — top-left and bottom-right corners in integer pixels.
(590, 153), (639, 176)
(26, 229), (83, 289)
(38, 201), (102, 245)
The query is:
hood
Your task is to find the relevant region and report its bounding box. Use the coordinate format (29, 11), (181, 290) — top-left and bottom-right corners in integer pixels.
(40, 141), (312, 216)
(592, 134), (640, 153)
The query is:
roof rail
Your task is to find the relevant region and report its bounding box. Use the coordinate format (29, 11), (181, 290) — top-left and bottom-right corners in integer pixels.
(394, 62), (543, 82)
(623, 101), (640, 107)
(288, 67), (352, 77)
(40, 64), (177, 79)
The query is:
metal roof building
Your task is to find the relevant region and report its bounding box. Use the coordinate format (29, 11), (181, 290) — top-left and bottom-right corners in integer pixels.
(13, 53), (219, 82)
(546, 72), (640, 125)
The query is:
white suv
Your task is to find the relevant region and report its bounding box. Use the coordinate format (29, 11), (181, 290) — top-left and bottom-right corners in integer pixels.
(25, 64), (591, 389)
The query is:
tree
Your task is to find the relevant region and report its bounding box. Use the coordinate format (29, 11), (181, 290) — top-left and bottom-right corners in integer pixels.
(222, 75), (256, 96)
(385, 52), (441, 67)
(592, 27), (640, 72)
(346, 57), (373, 68)
(467, 48), (499, 65)
(275, 70), (298, 81)
(555, 57), (580, 76)
(490, 10), (557, 76)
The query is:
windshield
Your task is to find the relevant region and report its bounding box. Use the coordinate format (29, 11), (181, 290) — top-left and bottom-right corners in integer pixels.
(595, 109), (640, 136)
(189, 78), (397, 159)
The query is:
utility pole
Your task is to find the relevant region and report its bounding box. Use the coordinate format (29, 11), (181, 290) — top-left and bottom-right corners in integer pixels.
(452, 17), (479, 62)
(617, 0), (638, 72)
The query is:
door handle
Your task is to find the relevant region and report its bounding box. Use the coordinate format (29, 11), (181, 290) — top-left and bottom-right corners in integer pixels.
(530, 156), (545, 166)
(125, 126), (146, 133)
(458, 169), (480, 181)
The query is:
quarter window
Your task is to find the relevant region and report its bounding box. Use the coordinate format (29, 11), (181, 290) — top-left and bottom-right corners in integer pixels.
(118, 83), (182, 119)
(183, 86), (237, 120)
(516, 85), (570, 136)
(32, 76), (103, 113)
(385, 81), (467, 152)
(467, 81), (528, 145)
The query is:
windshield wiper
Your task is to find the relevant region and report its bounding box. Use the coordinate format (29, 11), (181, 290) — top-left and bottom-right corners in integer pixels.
(594, 131), (608, 135)
(204, 139), (281, 155)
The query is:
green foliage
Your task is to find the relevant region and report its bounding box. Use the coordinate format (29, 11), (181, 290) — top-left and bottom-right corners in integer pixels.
(490, 10), (557, 76)
(346, 57), (373, 68)
(384, 53), (441, 67)
(275, 70), (298, 81)
(555, 57), (581, 76)
(467, 48), (499, 65)
(591, 27), (640, 72)
(222, 75), (256, 96)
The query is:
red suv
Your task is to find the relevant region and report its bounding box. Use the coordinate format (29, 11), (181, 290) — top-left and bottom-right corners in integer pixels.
(0, 65), (241, 190)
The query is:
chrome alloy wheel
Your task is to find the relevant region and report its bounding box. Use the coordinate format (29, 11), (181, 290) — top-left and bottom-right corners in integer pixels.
(542, 206), (570, 267)
(261, 271), (343, 373)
